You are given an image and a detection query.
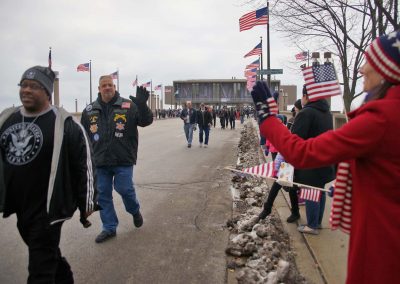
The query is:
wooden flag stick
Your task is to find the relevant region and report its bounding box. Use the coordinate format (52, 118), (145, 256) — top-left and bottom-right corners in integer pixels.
(225, 166), (330, 192)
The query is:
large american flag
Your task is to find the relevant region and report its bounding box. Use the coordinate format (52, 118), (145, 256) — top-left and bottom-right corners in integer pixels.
(244, 42), (262, 58)
(239, 7), (269, 32)
(303, 63), (342, 102)
(77, 63), (90, 72)
(154, 84), (162, 90)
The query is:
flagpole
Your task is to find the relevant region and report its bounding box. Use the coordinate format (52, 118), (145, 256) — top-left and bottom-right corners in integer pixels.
(266, 1), (271, 87)
(117, 69), (120, 92)
(260, 37), (263, 81)
(89, 60), (92, 103)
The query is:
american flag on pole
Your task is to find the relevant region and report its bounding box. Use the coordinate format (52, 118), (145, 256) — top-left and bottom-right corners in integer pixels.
(300, 187), (322, 202)
(154, 84), (162, 90)
(242, 162), (274, 178)
(302, 63), (342, 102)
(239, 7), (269, 32)
(141, 81), (151, 88)
(132, 76), (138, 87)
(77, 63), (90, 72)
(110, 71), (118, 80)
(246, 59), (260, 70)
(295, 51), (308, 61)
(244, 42), (262, 58)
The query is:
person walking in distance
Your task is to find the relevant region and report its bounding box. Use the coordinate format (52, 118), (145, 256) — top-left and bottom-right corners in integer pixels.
(0, 66), (97, 283)
(81, 75), (153, 243)
(196, 103), (213, 148)
(180, 101), (196, 148)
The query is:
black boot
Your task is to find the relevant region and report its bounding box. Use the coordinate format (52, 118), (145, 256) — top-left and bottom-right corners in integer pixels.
(258, 182), (281, 220)
(287, 186), (300, 223)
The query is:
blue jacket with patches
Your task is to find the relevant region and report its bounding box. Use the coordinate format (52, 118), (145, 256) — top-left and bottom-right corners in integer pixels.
(81, 92), (153, 166)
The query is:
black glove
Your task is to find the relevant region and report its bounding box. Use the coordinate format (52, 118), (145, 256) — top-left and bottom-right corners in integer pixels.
(250, 81), (278, 124)
(130, 86), (149, 106)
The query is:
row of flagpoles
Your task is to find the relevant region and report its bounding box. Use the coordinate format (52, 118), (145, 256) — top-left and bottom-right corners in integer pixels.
(48, 48), (164, 108)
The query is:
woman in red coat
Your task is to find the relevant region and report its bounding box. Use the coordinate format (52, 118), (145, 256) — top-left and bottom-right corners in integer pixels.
(250, 31), (400, 284)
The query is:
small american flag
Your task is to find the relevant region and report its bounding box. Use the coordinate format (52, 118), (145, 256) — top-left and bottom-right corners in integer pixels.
(110, 71), (118, 79)
(244, 42), (262, 58)
(303, 63), (342, 102)
(300, 187), (322, 202)
(141, 81), (151, 88)
(132, 76), (138, 87)
(77, 63), (90, 72)
(242, 162), (274, 178)
(295, 51), (308, 61)
(246, 59), (260, 70)
(154, 84), (162, 90)
(239, 7), (269, 32)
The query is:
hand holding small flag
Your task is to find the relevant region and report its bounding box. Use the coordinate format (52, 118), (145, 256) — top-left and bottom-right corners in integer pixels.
(250, 81), (278, 124)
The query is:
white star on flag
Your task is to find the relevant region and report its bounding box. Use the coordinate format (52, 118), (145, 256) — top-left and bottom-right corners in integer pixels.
(392, 39), (400, 52)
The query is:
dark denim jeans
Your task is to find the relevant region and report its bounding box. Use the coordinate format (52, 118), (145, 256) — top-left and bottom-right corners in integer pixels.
(305, 192), (326, 229)
(199, 126), (210, 145)
(97, 166), (140, 233)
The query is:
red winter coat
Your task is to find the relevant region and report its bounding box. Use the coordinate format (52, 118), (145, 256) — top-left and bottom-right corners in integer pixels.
(259, 85), (400, 284)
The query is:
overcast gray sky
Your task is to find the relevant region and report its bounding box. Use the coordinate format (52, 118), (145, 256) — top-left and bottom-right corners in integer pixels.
(0, 0), (345, 112)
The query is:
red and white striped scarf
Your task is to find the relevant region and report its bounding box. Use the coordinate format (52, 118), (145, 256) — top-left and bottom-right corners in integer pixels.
(329, 161), (352, 234)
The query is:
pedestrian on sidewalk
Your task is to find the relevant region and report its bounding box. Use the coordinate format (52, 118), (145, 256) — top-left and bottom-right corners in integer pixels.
(180, 101), (197, 147)
(250, 31), (400, 284)
(81, 75), (153, 243)
(196, 103), (213, 148)
(0, 66), (97, 283)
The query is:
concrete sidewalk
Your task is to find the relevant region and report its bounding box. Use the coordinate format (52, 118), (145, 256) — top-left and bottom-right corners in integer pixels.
(278, 189), (349, 284)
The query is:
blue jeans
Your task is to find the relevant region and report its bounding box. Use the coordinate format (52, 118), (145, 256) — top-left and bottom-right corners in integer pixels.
(183, 123), (194, 145)
(96, 166), (140, 233)
(199, 126), (210, 145)
(305, 192), (326, 229)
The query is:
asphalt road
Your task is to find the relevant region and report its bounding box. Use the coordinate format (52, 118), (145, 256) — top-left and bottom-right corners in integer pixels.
(0, 117), (242, 284)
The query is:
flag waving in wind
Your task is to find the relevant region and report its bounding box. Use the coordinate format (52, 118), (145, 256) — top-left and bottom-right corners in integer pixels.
(110, 71), (118, 79)
(77, 63), (90, 72)
(154, 84), (162, 90)
(141, 81), (151, 88)
(302, 63), (342, 102)
(48, 48), (52, 69)
(239, 7), (269, 32)
(246, 59), (260, 70)
(244, 42), (262, 58)
(295, 51), (308, 61)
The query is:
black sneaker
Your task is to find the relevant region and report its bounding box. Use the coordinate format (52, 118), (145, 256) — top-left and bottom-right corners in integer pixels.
(95, 231), (116, 243)
(286, 213), (300, 223)
(133, 211), (143, 228)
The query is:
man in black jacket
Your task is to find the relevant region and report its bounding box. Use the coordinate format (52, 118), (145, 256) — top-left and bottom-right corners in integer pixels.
(81, 75), (153, 243)
(196, 103), (213, 148)
(0, 66), (96, 283)
(288, 85), (335, 234)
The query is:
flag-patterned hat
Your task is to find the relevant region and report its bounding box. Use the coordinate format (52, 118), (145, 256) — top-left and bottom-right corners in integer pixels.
(364, 31), (400, 84)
